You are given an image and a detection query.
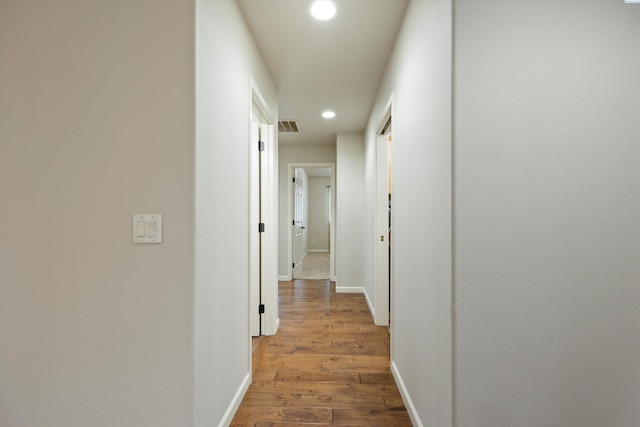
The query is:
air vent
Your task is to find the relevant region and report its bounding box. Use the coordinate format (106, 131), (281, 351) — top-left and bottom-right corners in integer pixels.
(278, 120), (301, 133)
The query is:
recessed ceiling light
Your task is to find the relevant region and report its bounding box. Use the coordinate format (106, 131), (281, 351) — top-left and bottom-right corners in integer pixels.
(310, 1), (336, 20)
(322, 111), (336, 119)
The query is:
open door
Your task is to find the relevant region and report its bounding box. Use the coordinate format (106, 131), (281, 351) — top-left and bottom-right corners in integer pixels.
(250, 121), (272, 336)
(249, 122), (261, 336)
(250, 81), (276, 337)
(287, 163), (336, 281)
(292, 168), (305, 278)
(374, 100), (392, 326)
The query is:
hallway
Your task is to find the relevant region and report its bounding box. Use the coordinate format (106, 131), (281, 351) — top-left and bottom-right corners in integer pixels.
(231, 280), (412, 426)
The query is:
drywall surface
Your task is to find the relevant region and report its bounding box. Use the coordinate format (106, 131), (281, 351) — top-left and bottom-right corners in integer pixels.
(365, 0), (453, 425)
(0, 1), (195, 426)
(194, 0), (276, 425)
(277, 144), (336, 277)
(453, 1), (640, 426)
(335, 133), (365, 291)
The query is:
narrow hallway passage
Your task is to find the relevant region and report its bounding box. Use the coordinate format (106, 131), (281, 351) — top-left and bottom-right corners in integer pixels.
(231, 280), (412, 426)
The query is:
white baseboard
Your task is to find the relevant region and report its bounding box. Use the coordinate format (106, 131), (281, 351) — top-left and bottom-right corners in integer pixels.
(307, 249), (329, 253)
(391, 360), (423, 427)
(364, 288), (376, 319)
(278, 275), (291, 281)
(335, 286), (364, 294)
(218, 372), (251, 427)
(262, 316), (280, 336)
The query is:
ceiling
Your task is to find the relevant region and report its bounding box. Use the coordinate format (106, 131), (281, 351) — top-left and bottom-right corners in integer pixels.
(238, 0), (408, 145)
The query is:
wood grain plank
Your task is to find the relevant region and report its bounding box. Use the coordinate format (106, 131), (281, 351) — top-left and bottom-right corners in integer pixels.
(231, 407), (332, 425)
(332, 408), (413, 426)
(241, 389), (386, 410)
(231, 280), (410, 426)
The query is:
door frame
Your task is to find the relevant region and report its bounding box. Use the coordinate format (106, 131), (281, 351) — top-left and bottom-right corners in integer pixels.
(249, 80), (278, 338)
(373, 96), (393, 326)
(286, 162), (336, 281)
(291, 167), (307, 279)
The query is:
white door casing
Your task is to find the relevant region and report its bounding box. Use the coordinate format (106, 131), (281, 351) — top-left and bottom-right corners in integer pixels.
(260, 122), (279, 336)
(374, 97), (392, 326)
(250, 81), (278, 337)
(249, 121), (260, 336)
(259, 123), (269, 334)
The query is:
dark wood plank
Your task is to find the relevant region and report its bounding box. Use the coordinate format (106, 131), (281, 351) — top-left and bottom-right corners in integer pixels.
(332, 408), (413, 426)
(274, 370), (360, 384)
(231, 407), (332, 425)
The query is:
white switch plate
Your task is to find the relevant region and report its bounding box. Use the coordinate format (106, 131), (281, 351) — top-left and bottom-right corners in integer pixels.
(132, 214), (162, 244)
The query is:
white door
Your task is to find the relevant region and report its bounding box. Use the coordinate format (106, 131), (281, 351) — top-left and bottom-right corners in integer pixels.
(292, 168), (305, 278)
(375, 128), (392, 326)
(259, 124), (269, 332)
(250, 121), (271, 336)
(249, 122), (260, 336)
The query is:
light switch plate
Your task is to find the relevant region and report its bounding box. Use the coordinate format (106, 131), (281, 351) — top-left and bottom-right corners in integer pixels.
(132, 214), (163, 244)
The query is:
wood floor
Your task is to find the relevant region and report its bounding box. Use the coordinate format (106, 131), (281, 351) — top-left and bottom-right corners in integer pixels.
(231, 279), (412, 426)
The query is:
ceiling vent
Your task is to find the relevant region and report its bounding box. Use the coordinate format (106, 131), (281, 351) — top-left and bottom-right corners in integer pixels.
(278, 120), (301, 133)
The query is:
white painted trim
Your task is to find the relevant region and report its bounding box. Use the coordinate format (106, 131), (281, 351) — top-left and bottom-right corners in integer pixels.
(372, 93), (394, 327)
(248, 121), (260, 337)
(391, 361), (423, 427)
(335, 286), (364, 294)
(264, 122), (279, 337)
(307, 249), (329, 253)
(250, 78), (278, 338)
(364, 287), (376, 319)
(375, 94), (393, 134)
(251, 78), (274, 123)
(278, 275), (291, 281)
(217, 372), (251, 427)
(263, 317), (280, 337)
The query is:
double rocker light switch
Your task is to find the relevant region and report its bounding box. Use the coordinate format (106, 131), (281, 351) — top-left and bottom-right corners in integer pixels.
(133, 214), (162, 244)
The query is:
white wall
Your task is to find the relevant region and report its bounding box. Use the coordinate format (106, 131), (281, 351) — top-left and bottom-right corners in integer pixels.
(308, 177), (331, 251)
(365, 0), (453, 425)
(367, 2), (639, 427)
(0, 1), (277, 426)
(278, 144), (336, 277)
(336, 133), (366, 292)
(195, 0), (276, 425)
(453, 1), (640, 426)
(0, 1), (195, 426)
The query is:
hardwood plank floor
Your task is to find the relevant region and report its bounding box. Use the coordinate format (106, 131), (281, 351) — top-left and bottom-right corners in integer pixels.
(231, 279), (412, 426)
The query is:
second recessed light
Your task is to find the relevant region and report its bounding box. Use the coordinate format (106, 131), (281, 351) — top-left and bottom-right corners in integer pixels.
(322, 111), (336, 118)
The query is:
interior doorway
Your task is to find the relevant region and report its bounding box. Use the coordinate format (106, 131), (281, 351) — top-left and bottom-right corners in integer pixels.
(374, 98), (392, 326)
(292, 167), (305, 278)
(287, 163), (336, 282)
(250, 84), (275, 337)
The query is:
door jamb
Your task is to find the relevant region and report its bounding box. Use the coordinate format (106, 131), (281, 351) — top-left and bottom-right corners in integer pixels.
(373, 95), (393, 326)
(286, 162), (336, 281)
(250, 79), (277, 340)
